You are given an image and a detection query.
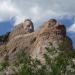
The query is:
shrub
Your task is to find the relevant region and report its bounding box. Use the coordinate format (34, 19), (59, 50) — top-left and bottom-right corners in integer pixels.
(15, 44), (75, 75)
(0, 62), (8, 71)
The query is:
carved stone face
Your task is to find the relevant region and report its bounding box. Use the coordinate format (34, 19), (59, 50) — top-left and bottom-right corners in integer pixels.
(23, 20), (34, 33)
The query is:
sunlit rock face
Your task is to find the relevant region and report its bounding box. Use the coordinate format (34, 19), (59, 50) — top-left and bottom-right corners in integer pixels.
(23, 19), (34, 33)
(38, 19), (66, 41)
(0, 19), (73, 64)
(9, 19), (34, 40)
(0, 19), (74, 74)
(30, 19), (73, 63)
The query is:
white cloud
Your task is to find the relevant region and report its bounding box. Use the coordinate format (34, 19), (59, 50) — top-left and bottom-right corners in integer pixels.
(0, 1), (14, 12)
(0, 0), (75, 26)
(30, 5), (40, 16)
(0, 18), (3, 22)
(68, 23), (75, 32)
(0, 0), (22, 24)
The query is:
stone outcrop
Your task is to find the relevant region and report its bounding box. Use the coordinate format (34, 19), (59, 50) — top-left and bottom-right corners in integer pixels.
(2, 19), (72, 63)
(0, 19), (73, 75)
(9, 19), (34, 40)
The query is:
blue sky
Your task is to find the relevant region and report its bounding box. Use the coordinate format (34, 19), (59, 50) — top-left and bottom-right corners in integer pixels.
(0, 0), (75, 48)
(0, 17), (15, 35)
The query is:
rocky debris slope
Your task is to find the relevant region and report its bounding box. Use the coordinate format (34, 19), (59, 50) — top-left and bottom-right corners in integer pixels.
(0, 19), (74, 75)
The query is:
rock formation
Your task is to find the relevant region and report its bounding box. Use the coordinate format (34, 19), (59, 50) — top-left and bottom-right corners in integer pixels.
(0, 19), (74, 75)
(9, 19), (34, 40)
(0, 19), (72, 61)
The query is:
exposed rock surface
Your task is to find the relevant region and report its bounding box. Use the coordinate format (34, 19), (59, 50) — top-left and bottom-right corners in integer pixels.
(0, 19), (73, 59)
(9, 19), (34, 40)
(0, 19), (73, 75)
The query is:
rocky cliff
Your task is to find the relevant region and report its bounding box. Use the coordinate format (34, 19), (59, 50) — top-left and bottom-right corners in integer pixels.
(0, 19), (74, 75)
(0, 19), (73, 60)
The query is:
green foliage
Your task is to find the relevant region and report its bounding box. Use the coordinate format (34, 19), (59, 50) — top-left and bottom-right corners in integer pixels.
(16, 50), (32, 75)
(0, 62), (8, 71)
(15, 43), (75, 75)
(44, 46), (75, 75)
(51, 53), (68, 75)
(15, 50), (42, 75)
